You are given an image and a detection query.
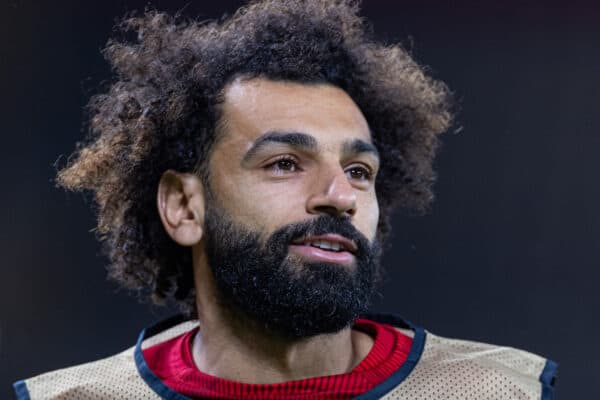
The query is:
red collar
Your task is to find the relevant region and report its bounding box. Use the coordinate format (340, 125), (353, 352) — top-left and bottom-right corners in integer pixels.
(143, 318), (413, 399)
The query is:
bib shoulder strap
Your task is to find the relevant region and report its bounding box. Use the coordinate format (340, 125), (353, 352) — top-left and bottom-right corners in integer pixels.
(383, 332), (557, 400)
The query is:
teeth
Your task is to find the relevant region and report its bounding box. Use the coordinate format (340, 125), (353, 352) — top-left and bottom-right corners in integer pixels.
(308, 240), (344, 252)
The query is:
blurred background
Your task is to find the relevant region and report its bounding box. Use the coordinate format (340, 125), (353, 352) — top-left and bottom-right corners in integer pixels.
(1, 0), (598, 398)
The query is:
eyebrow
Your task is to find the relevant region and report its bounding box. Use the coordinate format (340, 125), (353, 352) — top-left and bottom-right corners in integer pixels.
(241, 130), (379, 164)
(342, 138), (380, 161)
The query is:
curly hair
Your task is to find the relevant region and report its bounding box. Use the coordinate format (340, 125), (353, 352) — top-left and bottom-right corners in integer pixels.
(57, 0), (452, 315)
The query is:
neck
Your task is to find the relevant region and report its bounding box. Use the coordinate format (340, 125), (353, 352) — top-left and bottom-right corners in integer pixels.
(191, 248), (374, 383)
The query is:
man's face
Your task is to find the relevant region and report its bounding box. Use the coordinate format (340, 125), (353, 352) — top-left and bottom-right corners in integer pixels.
(204, 77), (381, 337)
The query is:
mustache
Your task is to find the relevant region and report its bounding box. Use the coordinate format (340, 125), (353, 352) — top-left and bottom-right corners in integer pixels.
(267, 215), (373, 258)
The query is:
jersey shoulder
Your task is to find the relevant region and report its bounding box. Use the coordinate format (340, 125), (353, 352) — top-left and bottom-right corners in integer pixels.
(13, 345), (161, 400)
(383, 330), (557, 400)
(13, 319), (197, 400)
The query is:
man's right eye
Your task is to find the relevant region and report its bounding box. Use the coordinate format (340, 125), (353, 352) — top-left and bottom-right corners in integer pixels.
(265, 156), (299, 174)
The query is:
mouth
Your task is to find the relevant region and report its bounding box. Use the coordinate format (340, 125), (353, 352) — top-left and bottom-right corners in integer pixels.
(289, 234), (357, 265)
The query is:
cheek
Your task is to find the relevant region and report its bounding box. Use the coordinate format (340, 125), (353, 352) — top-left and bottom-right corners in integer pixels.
(355, 191), (379, 242)
(218, 178), (307, 230)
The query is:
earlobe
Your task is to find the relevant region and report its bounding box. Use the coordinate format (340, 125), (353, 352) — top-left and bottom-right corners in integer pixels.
(157, 170), (205, 246)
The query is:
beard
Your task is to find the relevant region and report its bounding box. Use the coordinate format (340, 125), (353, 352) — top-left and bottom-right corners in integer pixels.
(203, 199), (382, 339)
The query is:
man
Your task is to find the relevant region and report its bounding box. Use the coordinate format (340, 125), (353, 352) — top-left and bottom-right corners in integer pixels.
(14, 1), (557, 399)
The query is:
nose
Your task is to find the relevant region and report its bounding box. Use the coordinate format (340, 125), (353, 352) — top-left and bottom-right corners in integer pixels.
(306, 167), (357, 218)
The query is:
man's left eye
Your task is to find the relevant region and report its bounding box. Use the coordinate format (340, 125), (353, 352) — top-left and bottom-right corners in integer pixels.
(346, 166), (372, 181)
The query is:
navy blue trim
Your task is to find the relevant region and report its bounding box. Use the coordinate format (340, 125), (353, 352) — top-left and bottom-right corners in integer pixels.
(134, 312), (195, 396)
(353, 313), (426, 399)
(12, 380), (30, 400)
(134, 324), (194, 400)
(540, 359), (558, 400)
(133, 313), (424, 400)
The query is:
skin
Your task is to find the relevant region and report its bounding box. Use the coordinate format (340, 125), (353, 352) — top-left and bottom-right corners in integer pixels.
(157, 76), (381, 383)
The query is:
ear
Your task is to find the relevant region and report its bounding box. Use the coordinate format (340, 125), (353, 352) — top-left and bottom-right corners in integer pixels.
(157, 170), (205, 246)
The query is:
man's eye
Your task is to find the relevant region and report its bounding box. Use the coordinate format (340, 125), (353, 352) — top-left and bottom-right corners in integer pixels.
(346, 166), (372, 181)
(267, 157), (298, 173)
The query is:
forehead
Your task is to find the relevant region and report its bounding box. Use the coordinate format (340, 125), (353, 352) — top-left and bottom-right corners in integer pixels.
(219, 77), (371, 147)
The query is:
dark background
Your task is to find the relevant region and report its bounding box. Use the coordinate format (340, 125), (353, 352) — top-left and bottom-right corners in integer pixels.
(1, 0), (598, 398)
